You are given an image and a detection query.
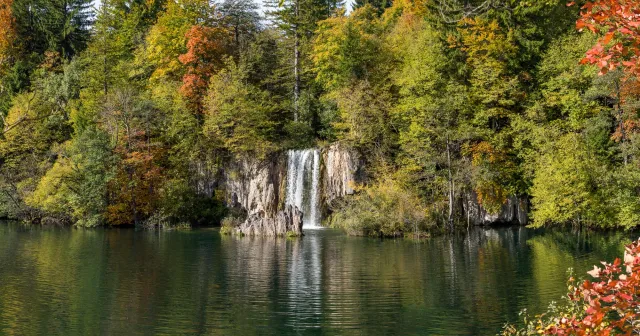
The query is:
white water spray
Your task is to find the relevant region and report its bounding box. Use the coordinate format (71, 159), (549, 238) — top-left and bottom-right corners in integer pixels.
(286, 149), (322, 229)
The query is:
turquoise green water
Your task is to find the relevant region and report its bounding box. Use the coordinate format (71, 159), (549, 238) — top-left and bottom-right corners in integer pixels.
(0, 223), (634, 335)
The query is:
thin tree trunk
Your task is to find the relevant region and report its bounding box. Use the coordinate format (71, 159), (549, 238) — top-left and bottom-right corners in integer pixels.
(100, 1), (108, 95)
(129, 169), (138, 226)
(616, 79), (627, 165)
(447, 136), (454, 231)
(466, 194), (470, 231)
(293, 0), (300, 121)
(234, 23), (239, 52)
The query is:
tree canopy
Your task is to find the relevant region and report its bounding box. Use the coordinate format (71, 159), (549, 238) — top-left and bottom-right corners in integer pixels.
(2, 0), (640, 231)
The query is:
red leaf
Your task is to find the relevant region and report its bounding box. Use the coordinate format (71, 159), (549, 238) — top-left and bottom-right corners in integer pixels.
(602, 295), (615, 302)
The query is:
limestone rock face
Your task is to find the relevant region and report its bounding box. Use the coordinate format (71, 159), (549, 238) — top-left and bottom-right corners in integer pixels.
(224, 154), (287, 218)
(221, 146), (527, 234)
(222, 143), (364, 235)
(234, 205), (303, 236)
(224, 154), (302, 236)
(463, 192), (528, 226)
(190, 159), (218, 198)
(322, 143), (362, 206)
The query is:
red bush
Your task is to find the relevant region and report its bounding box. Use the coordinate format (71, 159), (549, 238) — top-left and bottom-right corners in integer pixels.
(504, 239), (640, 335)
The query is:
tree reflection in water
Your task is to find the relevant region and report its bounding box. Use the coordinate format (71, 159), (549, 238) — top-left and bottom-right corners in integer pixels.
(0, 223), (634, 335)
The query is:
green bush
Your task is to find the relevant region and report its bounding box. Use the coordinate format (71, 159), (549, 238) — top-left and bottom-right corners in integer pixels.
(156, 179), (227, 227)
(220, 216), (242, 235)
(328, 178), (432, 237)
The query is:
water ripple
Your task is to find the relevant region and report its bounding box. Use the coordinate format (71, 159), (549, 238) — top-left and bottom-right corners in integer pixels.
(0, 224), (634, 335)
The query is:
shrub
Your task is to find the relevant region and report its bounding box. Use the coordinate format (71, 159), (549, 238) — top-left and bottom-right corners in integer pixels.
(156, 179), (227, 227)
(502, 239), (640, 335)
(286, 230), (301, 238)
(220, 216), (242, 235)
(328, 178), (432, 237)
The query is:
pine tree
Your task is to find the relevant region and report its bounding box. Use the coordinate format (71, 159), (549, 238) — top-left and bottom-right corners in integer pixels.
(11, 0), (93, 59)
(266, 0), (343, 121)
(353, 0), (390, 15)
(218, 0), (261, 54)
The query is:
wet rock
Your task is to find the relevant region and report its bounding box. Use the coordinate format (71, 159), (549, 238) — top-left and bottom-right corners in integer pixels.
(234, 205), (303, 236)
(222, 143), (364, 235)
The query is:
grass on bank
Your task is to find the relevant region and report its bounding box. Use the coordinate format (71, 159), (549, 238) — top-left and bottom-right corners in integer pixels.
(328, 178), (436, 238)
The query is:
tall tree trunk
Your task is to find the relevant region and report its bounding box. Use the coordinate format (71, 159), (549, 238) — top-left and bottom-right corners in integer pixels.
(128, 169), (138, 226)
(447, 136), (454, 231)
(101, 2), (108, 95)
(466, 194), (470, 230)
(103, 52), (108, 95)
(293, 0), (300, 122)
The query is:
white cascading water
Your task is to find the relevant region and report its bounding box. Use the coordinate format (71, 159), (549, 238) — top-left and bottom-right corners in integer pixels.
(286, 149), (322, 229)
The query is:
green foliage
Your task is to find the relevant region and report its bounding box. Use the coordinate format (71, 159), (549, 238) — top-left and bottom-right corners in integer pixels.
(267, 0), (341, 42)
(203, 61), (281, 159)
(353, 0), (390, 15)
(0, 65), (76, 220)
(27, 127), (114, 227)
(286, 230), (301, 237)
(10, 0), (92, 63)
(521, 32), (640, 229)
(4, 0), (640, 231)
(312, 5), (397, 160)
(313, 5), (389, 91)
(391, 15), (470, 219)
(529, 132), (609, 227)
(155, 178), (226, 227)
(220, 215), (244, 235)
(331, 80), (395, 156)
(329, 178), (433, 237)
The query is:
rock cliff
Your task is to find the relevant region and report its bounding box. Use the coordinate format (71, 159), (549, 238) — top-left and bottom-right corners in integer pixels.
(223, 153), (301, 236)
(221, 145), (527, 235)
(233, 205), (303, 236)
(224, 154), (287, 217)
(222, 144), (362, 235)
(463, 192), (528, 226)
(322, 143), (363, 206)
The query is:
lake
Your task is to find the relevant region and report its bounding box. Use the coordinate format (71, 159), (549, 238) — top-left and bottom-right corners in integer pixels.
(0, 223), (635, 335)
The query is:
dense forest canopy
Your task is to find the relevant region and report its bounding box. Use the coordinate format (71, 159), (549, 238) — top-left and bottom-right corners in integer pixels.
(0, 0), (639, 233)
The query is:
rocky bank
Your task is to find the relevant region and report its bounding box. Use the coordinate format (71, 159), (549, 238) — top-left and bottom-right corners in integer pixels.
(221, 143), (527, 236)
(221, 144), (362, 236)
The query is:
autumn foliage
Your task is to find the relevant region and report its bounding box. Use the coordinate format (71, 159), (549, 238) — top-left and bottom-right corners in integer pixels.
(107, 131), (164, 226)
(573, 0), (640, 76)
(178, 25), (232, 113)
(468, 141), (511, 214)
(504, 239), (640, 335)
(0, 0), (16, 67)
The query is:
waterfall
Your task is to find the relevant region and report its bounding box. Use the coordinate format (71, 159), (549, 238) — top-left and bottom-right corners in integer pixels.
(286, 149), (322, 229)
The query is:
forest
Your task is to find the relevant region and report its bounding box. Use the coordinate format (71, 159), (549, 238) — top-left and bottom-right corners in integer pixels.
(0, 0), (638, 233)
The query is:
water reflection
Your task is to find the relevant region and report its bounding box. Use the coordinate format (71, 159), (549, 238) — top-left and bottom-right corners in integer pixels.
(0, 223), (634, 336)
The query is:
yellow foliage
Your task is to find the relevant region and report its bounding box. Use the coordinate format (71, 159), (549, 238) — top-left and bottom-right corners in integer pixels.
(0, 92), (54, 162)
(470, 141), (504, 166)
(475, 181), (508, 215)
(143, 0), (209, 82)
(457, 17), (517, 61)
(329, 177), (433, 237)
(25, 153), (74, 216)
(0, 0), (15, 70)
